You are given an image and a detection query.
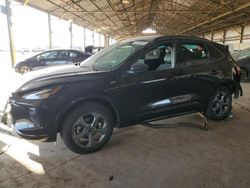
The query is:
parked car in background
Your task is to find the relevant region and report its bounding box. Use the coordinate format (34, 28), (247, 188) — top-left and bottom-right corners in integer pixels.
(5, 36), (242, 154)
(15, 49), (91, 74)
(85, 45), (105, 55)
(232, 47), (250, 81)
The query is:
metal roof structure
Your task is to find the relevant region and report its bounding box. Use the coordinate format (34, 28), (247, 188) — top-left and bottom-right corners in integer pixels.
(16, 0), (250, 40)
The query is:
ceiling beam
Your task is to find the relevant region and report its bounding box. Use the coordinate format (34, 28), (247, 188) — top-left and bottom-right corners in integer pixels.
(50, 9), (248, 13)
(88, 0), (125, 36)
(179, 1), (250, 35)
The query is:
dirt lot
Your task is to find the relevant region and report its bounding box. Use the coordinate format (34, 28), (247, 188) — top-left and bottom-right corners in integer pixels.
(0, 83), (250, 188)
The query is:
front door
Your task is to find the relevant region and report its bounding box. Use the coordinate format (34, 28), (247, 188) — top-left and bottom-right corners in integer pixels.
(121, 42), (183, 123)
(35, 51), (59, 69)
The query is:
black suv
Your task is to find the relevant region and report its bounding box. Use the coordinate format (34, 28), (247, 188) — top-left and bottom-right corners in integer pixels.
(5, 36), (242, 154)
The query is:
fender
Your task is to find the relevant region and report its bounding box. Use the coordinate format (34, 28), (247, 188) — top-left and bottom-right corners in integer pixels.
(54, 95), (121, 133)
(219, 79), (243, 98)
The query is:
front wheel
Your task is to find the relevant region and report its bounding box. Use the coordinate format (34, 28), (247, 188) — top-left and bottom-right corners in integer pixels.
(19, 65), (31, 74)
(60, 103), (114, 154)
(205, 86), (232, 121)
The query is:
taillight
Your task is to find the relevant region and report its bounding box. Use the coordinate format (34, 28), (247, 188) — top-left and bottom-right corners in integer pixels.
(235, 66), (241, 76)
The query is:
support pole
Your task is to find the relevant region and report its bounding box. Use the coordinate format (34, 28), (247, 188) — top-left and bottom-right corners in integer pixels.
(211, 32), (214, 42)
(92, 30), (95, 46)
(240, 25), (245, 44)
(104, 35), (109, 47)
(48, 12), (52, 49)
(83, 27), (86, 49)
(5, 0), (15, 67)
(222, 30), (227, 44)
(99, 33), (101, 47)
(69, 22), (73, 48)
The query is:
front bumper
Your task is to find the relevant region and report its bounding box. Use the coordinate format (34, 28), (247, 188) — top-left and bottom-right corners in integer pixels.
(6, 99), (57, 141)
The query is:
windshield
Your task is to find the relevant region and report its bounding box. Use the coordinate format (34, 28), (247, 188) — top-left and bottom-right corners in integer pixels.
(80, 41), (148, 71)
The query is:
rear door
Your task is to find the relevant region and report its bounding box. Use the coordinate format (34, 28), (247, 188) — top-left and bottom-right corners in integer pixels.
(176, 40), (225, 110)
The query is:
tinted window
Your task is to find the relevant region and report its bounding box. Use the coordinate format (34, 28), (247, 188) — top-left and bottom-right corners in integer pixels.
(208, 45), (224, 60)
(181, 43), (208, 65)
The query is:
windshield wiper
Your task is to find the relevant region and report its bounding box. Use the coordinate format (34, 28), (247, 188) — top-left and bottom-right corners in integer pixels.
(92, 66), (102, 71)
(80, 65), (91, 69)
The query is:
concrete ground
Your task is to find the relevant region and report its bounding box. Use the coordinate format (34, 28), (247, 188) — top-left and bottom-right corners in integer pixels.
(0, 83), (250, 188)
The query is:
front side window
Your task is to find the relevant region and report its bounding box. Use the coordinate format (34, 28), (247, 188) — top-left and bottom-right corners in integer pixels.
(131, 44), (174, 71)
(180, 43), (208, 65)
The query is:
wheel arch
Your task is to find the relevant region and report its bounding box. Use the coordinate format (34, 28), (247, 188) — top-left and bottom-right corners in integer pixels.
(204, 79), (242, 113)
(56, 97), (120, 133)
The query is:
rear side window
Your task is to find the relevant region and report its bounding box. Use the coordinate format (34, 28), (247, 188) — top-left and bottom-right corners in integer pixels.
(59, 51), (69, 58)
(180, 43), (208, 65)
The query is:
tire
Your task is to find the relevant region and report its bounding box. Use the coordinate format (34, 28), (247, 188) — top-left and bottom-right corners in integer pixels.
(60, 102), (114, 154)
(205, 86), (232, 121)
(241, 69), (247, 82)
(19, 65), (31, 74)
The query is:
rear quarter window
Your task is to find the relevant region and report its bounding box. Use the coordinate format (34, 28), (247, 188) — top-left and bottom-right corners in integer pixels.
(208, 45), (225, 60)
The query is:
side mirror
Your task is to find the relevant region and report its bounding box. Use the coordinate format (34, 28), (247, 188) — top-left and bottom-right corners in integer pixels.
(36, 55), (41, 61)
(128, 62), (149, 74)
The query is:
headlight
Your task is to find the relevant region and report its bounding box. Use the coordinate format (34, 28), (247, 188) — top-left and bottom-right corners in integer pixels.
(22, 86), (61, 100)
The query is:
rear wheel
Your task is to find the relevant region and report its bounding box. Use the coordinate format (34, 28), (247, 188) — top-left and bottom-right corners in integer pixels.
(205, 86), (232, 121)
(60, 103), (114, 154)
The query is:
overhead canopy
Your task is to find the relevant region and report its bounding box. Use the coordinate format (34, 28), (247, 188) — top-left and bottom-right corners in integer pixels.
(16, 0), (250, 40)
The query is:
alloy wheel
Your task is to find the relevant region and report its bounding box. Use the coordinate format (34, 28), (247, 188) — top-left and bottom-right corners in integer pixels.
(20, 66), (31, 73)
(71, 112), (108, 148)
(212, 91), (230, 117)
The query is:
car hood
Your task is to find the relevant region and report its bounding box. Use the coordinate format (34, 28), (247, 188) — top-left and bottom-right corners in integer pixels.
(24, 64), (92, 78)
(13, 65), (106, 93)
